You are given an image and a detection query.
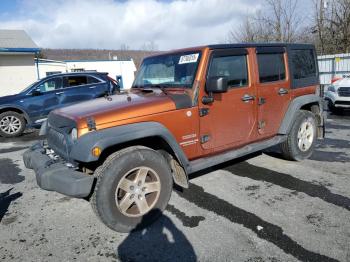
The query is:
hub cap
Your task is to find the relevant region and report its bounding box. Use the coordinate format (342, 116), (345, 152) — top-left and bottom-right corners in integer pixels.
(115, 167), (161, 217)
(0, 116), (22, 135)
(297, 118), (314, 152)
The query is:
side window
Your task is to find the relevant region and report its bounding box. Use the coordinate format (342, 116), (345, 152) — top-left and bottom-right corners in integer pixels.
(292, 49), (316, 79)
(87, 76), (102, 84)
(208, 55), (248, 88)
(65, 76), (88, 87)
(257, 53), (286, 83)
(37, 77), (62, 92)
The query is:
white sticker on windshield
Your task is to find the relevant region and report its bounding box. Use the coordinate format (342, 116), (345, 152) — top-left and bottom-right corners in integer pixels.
(179, 53), (199, 64)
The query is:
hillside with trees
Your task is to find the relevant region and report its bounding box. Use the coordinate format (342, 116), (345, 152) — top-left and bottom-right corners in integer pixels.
(228, 0), (350, 55)
(40, 49), (161, 69)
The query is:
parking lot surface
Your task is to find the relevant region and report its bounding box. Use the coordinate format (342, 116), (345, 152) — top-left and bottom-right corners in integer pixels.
(0, 113), (349, 262)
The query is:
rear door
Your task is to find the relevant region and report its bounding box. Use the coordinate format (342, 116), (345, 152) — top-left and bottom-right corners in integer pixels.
(199, 48), (257, 150)
(59, 75), (107, 107)
(255, 47), (291, 138)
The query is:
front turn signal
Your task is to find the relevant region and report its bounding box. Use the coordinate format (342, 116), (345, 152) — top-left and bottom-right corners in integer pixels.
(92, 147), (102, 157)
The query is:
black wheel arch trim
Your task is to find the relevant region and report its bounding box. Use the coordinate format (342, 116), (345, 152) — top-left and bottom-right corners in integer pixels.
(70, 122), (190, 171)
(0, 104), (31, 124)
(278, 94), (324, 135)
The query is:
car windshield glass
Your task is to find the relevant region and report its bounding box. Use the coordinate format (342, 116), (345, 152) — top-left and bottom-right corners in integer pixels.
(21, 79), (41, 93)
(132, 51), (202, 88)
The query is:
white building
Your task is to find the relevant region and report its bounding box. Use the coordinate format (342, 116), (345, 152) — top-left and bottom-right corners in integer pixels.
(37, 59), (137, 89)
(318, 53), (350, 86)
(36, 59), (67, 78)
(0, 30), (40, 96)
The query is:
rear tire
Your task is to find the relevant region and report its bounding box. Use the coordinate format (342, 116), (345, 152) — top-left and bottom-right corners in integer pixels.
(90, 146), (173, 232)
(281, 110), (317, 161)
(0, 111), (26, 137)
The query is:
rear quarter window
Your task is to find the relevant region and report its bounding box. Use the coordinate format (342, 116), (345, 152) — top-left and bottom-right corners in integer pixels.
(291, 49), (316, 79)
(87, 76), (102, 84)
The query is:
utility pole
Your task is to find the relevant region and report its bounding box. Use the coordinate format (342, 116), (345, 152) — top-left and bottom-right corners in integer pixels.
(319, 0), (326, 54)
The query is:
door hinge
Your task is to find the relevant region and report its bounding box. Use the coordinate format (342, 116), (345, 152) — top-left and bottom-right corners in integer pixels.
(258, 120), (266, 130)
(199, 108), (209, 117)
(200, 134), (210, 144)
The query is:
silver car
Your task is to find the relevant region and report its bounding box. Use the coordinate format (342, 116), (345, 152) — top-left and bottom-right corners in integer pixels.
(325, 76), (350, 113)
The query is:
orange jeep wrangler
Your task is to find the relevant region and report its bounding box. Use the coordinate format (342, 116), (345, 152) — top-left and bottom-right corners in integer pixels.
(24, 43), (325, 232)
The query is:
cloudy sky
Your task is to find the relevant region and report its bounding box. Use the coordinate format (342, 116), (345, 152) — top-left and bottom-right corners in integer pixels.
(0, 0), (262, 50)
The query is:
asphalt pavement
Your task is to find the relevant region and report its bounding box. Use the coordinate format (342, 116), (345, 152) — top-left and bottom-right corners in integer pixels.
(0, 112), (349, 262)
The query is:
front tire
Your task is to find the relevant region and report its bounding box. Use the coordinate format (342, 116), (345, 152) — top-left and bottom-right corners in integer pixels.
(91, 146), (173, 232)
(281, 110), (317, 161)
(0, 111), (26, 137)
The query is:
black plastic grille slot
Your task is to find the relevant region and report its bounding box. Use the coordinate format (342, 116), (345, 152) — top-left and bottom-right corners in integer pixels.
(338, 87), (350, 97)
(47, 128), (70, 160)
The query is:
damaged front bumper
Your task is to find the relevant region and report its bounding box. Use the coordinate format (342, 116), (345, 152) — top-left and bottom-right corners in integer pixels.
(23, 142), (94, 198)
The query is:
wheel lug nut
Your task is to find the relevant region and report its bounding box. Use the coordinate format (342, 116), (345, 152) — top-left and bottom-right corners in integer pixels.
(138, 181), (142, 186)
(138, 195), (142, 200)
(130, 186), (134, 190)
(142, 187), (146, 192)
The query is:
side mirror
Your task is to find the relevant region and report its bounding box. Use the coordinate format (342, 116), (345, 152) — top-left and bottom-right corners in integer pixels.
(206, 76), (228, 93)
(31, 88), (42, 96)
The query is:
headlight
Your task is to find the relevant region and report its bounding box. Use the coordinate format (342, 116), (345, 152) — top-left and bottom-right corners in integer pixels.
(71, 128), (78, 141)
(327, 85), (336, 92)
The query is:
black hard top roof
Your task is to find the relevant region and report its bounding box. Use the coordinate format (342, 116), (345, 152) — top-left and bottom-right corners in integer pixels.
(208, 43), (315, 50)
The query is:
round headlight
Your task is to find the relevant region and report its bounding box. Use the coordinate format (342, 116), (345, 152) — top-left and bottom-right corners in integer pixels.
(71, 128), (78, 141)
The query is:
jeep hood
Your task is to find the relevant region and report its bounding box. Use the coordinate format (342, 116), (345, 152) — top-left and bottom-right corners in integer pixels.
(54, 91), (190, 128)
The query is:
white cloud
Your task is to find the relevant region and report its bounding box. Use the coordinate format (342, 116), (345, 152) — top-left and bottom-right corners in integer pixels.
(0, 0), (261, 50)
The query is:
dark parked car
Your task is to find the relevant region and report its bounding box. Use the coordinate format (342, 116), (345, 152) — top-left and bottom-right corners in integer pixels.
(0, 72), (118, 137)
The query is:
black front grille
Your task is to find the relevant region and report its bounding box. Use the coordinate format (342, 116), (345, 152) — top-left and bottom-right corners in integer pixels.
(47, 112), (76, 160)
(47, 127), (71, 159)
(338, 87), (350, 97)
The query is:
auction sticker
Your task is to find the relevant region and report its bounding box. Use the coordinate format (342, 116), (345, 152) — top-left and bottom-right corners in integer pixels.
(179, 53), (199, 64)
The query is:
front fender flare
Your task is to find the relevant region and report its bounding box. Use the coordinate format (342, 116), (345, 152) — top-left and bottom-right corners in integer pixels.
(70, 122), (190, 171)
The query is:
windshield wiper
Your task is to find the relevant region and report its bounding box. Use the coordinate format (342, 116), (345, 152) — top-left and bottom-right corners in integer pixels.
(145, 85), (169, 95)
(132, 84), (170, 94)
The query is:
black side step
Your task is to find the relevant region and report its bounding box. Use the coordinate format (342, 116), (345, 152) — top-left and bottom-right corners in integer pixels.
(188, 135), (287, 174)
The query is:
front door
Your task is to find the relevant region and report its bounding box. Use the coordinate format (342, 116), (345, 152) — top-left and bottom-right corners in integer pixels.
(255, 48), (291, 138)
(22, 76), (62, 123)
(199, 48), (257, 151)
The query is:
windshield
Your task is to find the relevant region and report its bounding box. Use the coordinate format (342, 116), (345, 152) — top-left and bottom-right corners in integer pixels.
(132, 51), (202, 88)
(21, 79), (41, 93)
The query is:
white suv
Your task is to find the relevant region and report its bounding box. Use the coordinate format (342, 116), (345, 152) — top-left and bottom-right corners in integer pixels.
(325, 76), (350, 113)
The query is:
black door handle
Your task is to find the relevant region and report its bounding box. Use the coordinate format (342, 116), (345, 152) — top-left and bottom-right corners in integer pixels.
(278, 88), (289, 95)
(241, 94), (255, 102)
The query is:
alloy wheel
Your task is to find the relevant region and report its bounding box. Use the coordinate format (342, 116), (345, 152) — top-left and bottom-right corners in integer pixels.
(0, 115), (22, 135)
(297, 118), (314, 152)
(115, 166), (161, 217)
